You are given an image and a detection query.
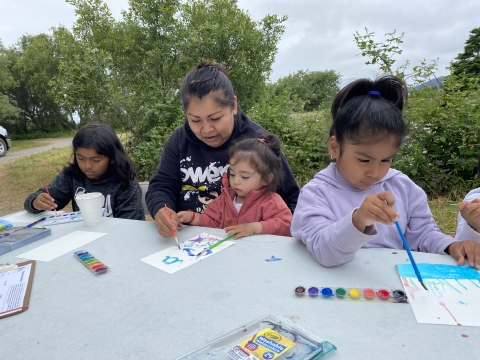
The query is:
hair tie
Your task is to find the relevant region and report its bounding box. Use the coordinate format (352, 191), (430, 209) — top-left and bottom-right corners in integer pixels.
(258, 138), (265, 143)
(367, 90), (381, 97)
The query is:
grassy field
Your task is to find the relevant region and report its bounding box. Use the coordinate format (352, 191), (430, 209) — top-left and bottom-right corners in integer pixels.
(0, 148), (73, 217)
(0, 145), (463, 234)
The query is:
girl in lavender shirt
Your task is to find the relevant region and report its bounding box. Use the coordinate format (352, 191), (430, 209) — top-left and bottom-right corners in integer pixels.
(291, 75), (480, 269)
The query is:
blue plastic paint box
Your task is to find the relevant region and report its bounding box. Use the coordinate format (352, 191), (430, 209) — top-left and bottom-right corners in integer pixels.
(176, 315), (337, 359)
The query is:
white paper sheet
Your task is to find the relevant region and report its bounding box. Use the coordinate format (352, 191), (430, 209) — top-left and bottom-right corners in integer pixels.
(2, 210), (64, 223)
(398, 263), (480, 326)
(16, 231), (107, 262)
(140, 232), (235, 274)
(0, 263), (31, 316)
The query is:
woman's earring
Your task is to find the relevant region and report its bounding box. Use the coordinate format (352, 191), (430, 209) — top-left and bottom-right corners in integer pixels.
(330, 155), (334, 160)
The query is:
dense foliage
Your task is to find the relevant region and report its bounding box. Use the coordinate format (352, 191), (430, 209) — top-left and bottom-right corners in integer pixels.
(0, 35), (76, 133)
(450, 27), (480, 77)
(272, 70), (341, 111)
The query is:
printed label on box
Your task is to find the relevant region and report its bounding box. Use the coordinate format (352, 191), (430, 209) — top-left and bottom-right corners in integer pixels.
(226, 327), (295, 360)
(225, 345), (259, 359)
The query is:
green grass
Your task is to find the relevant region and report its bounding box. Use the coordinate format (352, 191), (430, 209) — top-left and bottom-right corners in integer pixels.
(10, 129), (77, 141)
(9, 139), (49, 151)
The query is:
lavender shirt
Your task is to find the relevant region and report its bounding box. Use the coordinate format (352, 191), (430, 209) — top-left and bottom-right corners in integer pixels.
(291, 163), (458, 267)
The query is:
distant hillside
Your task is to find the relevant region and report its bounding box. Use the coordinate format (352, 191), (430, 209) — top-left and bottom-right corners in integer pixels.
(414, 76), (445, 90)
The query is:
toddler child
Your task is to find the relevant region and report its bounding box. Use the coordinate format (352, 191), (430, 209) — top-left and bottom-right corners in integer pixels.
(177, 133), (292, 239)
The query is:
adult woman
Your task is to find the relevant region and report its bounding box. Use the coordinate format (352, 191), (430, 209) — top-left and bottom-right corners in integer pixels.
(146, 61), (300, 237)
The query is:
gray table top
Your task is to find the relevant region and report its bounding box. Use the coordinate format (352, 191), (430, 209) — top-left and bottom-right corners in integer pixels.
(0, 216), (478, 359)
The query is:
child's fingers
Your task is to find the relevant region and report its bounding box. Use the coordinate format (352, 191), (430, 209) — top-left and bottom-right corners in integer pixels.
(449, 241), (480, 269)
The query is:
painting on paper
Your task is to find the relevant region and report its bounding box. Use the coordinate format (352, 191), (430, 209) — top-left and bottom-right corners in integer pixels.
(397, 263), (480, 326)
(140, 232), (235, 274)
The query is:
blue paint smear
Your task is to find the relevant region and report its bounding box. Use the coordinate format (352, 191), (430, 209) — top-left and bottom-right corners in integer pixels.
(265, 256), (282, 262)
(397, 263), (480, 280)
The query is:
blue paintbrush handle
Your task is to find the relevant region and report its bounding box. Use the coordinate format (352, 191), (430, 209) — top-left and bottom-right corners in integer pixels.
(395, 221), (424, 283)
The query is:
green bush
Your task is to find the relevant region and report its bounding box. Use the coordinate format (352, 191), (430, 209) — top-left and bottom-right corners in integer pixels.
(247, 89), (331, 187)
(394, 75), (480, 196)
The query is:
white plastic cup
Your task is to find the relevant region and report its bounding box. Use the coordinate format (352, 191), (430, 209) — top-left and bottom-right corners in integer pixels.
(76, 192), (103, 227)
(80, 210), (103, 227)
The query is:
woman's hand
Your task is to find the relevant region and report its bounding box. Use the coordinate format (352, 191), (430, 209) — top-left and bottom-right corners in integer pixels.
(224, 222), (262, 239)
(32, 193), (57, 211)
(353, 191), (400, 232)
(458, 198), (480, 232)
(154, 206), (182, 237)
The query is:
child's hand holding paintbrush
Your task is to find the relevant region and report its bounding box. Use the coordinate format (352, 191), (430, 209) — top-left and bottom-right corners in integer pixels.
(32, 182), (58, 215)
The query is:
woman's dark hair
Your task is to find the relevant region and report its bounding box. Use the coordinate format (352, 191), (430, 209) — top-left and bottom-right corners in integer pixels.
(330, 75), (408, 148)
(228, 133), (283, 192)
(180, 61), (242, 124)
(64, 123), (137, 187)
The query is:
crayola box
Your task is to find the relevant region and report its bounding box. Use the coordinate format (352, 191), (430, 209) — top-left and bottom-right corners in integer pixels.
(227, 327), (295, 359)
(176, 315), (337, 359)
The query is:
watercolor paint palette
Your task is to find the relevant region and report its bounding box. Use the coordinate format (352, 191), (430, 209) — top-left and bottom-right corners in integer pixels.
(42, 212), (83, 226)
(177, 315), (337, 359)
(294, 286), (408, 303)
(74, 250), (109, 276)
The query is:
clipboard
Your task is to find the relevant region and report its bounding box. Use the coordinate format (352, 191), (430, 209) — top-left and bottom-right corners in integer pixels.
(0, 260), (36, 319)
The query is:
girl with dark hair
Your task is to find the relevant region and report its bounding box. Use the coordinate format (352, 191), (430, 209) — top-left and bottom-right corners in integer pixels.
(24, 124), (144, 220)
(291, 75), (480, 269)
(146, 61), (299, 238)
(177, 133), (292, 239)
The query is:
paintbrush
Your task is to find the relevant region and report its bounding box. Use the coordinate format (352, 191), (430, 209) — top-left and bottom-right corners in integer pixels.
(394, 221), (428, 290)
(0, 217), (46, 238)
(43, 181), (58, 216)
(197, 233), (238, 257)
(164, 204), (180, 249)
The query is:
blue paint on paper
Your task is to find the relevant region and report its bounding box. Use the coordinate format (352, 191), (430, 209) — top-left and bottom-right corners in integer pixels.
(265, 256), (282, 262)
(162, 255), (183, 265)
(398, 263), (480, 280)
(459, 301), (467, 305)
(182, 248), (195, 256)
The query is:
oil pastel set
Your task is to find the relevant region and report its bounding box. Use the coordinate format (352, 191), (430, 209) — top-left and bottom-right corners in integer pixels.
(74, 250), (109, 276)
(140, 232), (235, 274)
(293, 285), (408, 303)
(178, 315), (337, 359)
(397, 263), (480, 326)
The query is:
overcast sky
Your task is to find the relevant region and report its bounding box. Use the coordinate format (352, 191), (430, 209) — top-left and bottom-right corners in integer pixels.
(1, 0), (478, 84)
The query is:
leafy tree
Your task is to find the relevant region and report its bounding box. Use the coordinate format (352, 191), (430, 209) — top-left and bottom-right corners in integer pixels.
(450, 27), (480, 77)
(56, 0), (286, 126)
(1, 34), (75, 133)
(273, 70), (340, 111)
(354, 28), (438, 86)
(0, 42), (21, 124)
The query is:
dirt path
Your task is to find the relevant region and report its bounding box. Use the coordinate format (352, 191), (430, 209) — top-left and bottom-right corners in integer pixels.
(0, 138), (73, 164)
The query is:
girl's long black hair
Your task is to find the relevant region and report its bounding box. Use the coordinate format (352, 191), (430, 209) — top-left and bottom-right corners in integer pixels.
(64, 124), (137, 187)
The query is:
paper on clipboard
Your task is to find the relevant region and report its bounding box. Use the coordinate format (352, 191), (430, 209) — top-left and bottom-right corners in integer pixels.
(0, 261), (36, 319)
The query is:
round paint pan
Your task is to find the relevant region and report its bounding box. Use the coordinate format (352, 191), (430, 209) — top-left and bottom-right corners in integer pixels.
(349, 288), (361, 299)
(363, 288), (375, 300)
(307, 286), (319, 297)
(294, 286), (306, 296)
(321, 287), (334, 297)
(376, 289), (391, 301)
(335, 287), (347, 298)
(392, 289), (408, 302)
